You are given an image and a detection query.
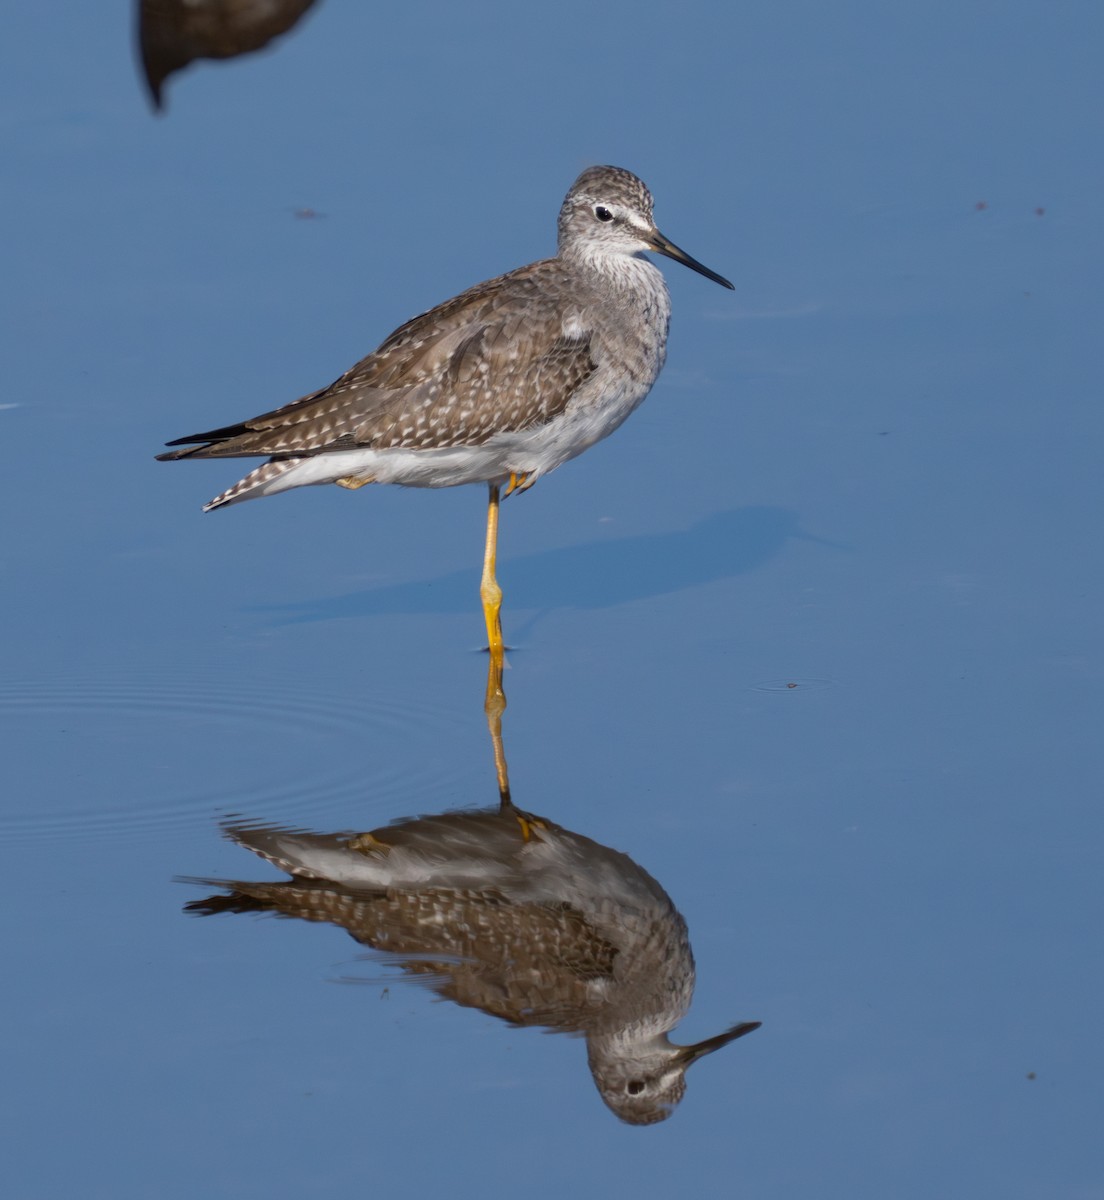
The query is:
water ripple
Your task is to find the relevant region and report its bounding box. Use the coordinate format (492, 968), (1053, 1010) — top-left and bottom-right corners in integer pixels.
(0, 670), (465, 845)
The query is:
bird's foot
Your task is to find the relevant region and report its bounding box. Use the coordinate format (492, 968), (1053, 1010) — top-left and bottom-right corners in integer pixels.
(335, 474), (374, 490)
(346, 831), (390, 857)
(504, 471), (535, 497)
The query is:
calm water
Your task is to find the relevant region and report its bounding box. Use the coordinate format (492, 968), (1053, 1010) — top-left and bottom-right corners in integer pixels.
(3, 3), (1102, 1197)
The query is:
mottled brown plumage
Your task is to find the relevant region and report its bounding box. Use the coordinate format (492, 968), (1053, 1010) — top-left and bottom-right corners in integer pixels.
(161, 271), (598, 460)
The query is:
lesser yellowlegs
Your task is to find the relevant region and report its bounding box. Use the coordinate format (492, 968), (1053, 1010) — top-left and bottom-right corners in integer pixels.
(158, 166), (734, 650)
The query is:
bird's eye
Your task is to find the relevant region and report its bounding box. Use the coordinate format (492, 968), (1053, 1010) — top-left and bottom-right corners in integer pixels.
(626, 1080), (645, 1095)
(595, 206), (614, 222)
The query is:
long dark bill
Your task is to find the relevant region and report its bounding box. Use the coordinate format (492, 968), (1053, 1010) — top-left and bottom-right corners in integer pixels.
(677, 1020), (763, 1066)
(647, 230), (735, 289)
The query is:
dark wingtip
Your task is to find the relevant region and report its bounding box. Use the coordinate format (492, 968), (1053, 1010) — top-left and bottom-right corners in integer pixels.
(183, 890), (269, 916)
(155, 442), (205, 461)
(157, 424), (241, 459)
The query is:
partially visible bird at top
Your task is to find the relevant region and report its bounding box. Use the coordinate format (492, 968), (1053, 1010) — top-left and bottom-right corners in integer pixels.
(137, 0), (321, 111)
(157, 165), (734, 650)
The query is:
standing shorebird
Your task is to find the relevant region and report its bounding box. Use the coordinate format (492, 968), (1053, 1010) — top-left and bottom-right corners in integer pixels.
(157, 165), (734, 650)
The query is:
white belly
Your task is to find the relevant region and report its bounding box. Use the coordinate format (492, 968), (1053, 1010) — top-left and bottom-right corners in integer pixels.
(269, 369), (657, 496)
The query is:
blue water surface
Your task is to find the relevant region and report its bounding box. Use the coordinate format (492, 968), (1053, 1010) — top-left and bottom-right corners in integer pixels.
(2, 2), (1102, 1198)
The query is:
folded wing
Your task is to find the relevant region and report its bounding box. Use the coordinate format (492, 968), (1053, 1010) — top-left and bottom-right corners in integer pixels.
(158, 263), (598, 461)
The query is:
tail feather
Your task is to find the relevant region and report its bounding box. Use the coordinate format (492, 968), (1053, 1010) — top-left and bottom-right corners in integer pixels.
(222, 822), (393, 887)
(201, 458), (308, 511)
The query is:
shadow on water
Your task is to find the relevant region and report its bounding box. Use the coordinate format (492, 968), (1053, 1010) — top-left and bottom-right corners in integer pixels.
(182, 651), (761, 1125)
(252, 505), (824, 629)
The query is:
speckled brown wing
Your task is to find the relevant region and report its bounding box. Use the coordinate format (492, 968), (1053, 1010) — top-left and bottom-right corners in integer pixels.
(359, 890), (619, 1029)
(158, 261), (598, 461)
(186, 878), (618, 1031)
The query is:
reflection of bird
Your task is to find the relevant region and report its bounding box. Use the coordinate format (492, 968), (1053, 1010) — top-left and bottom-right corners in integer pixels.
(186, 803), (760, 1124)
(158, 166), (733, 651)
(137, 0), (320, 110)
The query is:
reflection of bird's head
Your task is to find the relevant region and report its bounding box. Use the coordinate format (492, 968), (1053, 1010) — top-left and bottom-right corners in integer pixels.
(589, 1021), (761, 1125)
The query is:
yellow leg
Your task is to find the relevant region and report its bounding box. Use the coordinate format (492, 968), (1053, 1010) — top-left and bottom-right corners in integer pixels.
(335, 475), (374, 490)
(480, 483), (504, 654)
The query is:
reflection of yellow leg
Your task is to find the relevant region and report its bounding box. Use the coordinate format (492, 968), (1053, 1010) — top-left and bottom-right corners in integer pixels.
(480, 483), (504, 654)
(482, 641), (545, 838)
(484, 645), (511, 807)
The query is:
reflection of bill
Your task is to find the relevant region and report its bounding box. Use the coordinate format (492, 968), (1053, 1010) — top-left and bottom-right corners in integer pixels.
(186, 803), (760, 1124)
(137, 0), (320, 110)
